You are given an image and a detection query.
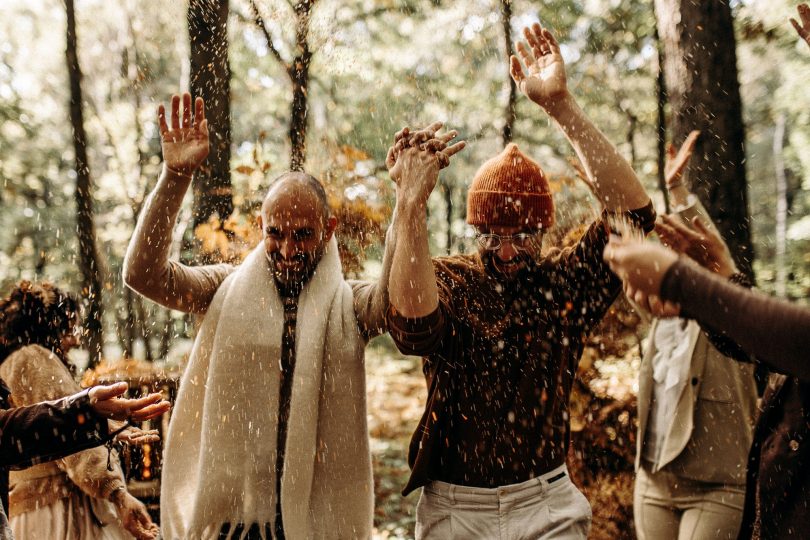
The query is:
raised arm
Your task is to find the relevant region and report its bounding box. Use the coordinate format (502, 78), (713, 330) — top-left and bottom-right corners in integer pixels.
(123, 93), (232, 314)
(387, 125), (465, 319)
(510, 24), (650, 211)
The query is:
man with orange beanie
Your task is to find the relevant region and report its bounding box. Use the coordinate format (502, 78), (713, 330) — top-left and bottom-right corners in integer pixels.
(386, 24), (656, 539)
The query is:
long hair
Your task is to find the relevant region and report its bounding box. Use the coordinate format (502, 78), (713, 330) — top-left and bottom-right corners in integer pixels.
(0, 281), (79, 365)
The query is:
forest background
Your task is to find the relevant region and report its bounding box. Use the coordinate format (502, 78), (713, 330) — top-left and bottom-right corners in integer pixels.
(1, 0), (809, 538)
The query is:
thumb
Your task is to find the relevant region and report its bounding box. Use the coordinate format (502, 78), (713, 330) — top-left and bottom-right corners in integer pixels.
(89, 382), (128, 402)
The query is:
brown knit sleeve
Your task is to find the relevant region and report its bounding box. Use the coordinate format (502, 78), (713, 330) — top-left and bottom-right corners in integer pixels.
(1, 346), (126, 499)
(661, 258), (810, 381)
(550, 201), (656, 334)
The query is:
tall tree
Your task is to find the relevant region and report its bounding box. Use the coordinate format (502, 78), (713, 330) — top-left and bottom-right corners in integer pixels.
(250, 0), (316, 171)
(654, 0), (754, 275)
(188, 0), (233, 228)
(65, 0), (105, 366)
(500, 0), (516, 146)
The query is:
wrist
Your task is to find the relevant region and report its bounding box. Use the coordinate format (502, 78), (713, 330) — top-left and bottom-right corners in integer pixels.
(537, 91), (576, 119)
(109, 486), (127, 507)
(163, 163), (194, 179)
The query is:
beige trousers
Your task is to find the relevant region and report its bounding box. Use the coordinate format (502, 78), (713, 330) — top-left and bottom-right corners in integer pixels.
(415, 465), (591, 540)
(634, 464), (746, 540)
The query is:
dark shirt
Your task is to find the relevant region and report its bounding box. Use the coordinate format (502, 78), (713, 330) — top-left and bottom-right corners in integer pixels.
(274, 293), (299, 540)
(389, 204), (656, 494)
(660, 258), (810, 539)
(0, 380), (111, 538)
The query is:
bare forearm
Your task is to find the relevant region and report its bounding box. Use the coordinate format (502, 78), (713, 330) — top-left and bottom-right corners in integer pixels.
(545, 94), (649, 211)
(123, 165), (190, 296)
(390, 201), (439, 318)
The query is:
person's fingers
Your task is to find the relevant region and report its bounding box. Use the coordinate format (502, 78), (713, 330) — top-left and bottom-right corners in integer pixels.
(509, 55), (526, 84)
(424, 139), (447, 153)
(666, 142), (676, 161)
(129, 400), (171, 422)
(524, 24), (543, 53)
(800, 3), (810, 26)
(541, 27), (561, 54)
(393, 127), (410, 143)
(661, 214), (702, 242)
(89, 382), (129, 403)
(182, 93), (192, 128)
(516, 41), (534, 68)
(157, 104), (169, 136)
(199, 118), (208, 137)
(194, 96), (205, 127)
(170, 94), (180, 130)
(436, 130), (458, 144)
(436, 152), (450, 169)
(443, 140), (466, 158)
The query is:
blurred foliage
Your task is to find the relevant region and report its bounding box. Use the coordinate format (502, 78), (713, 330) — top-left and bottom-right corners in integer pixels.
(2, 0), (810, 535)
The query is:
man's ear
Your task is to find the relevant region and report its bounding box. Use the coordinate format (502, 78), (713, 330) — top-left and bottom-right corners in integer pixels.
(324, 215), (338, 241)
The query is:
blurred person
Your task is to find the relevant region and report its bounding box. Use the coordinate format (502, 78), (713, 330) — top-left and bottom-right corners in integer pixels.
(633, 133), (757, 540)
(0, 377), (170, 540)
(0, 281), (162, 540)
(385, 24), (655, 539)
(123, 92), (465, 539)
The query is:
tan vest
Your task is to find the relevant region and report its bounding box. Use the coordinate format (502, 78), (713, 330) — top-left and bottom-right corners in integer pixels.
(636, 321), (758, 484)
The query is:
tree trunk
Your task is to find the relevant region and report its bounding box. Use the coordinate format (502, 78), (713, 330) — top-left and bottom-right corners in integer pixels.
(654, 0), (754, 276)
(654, 23), (670, 213)
(288, 1), (314, 171)
(500, 0), (516, 146)
(65, 0), (105, 367)
(188, 0), (233, 228)
(774, 113), (787, 298)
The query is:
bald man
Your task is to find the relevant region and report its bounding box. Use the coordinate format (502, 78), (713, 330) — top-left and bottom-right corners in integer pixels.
(123, 94), (394, 540)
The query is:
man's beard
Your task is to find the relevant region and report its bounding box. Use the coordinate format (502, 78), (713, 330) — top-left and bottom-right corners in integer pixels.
(266, 248), (323, 295)
(482, 251), (535, 281)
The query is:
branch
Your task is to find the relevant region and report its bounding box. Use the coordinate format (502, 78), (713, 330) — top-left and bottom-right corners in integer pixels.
(248, 0), (290, 74)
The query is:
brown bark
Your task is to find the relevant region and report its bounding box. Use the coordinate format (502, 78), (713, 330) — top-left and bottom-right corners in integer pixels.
(654, 0), (754, 276)
(500, 0), (516, 146)
(65, 0), (105, 367)
(250, 0), (315, 171)
(654, 23), (670, 213)
(188, 0), (233, 228)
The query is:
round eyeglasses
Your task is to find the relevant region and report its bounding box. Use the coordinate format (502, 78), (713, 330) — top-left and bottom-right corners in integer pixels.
(475, 231), (542, 251)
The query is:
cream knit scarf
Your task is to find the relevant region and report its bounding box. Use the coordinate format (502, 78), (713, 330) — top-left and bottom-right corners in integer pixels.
(160, 238), (372, 540)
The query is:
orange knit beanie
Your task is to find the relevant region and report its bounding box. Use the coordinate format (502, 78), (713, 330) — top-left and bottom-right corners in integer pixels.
(466, 143), (555, 229)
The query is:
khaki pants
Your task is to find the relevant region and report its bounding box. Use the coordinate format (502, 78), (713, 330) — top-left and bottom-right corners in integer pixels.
(415, 465), (591, 540)
(634, 464), (745, 540)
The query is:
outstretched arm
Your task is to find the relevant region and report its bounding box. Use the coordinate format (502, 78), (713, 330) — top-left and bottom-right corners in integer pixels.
(510, 24), (650, 211)
(123, 93), (232, 314)
(388, 125), (465, 319)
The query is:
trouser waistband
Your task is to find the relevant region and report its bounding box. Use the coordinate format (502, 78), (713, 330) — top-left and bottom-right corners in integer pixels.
(424, 464), (569, 505)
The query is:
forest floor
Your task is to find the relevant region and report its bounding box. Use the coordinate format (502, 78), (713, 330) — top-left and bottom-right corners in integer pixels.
(366, 298), (645, 540)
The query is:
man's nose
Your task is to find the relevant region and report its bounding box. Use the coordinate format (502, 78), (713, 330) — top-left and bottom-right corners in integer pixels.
(497, 240), (519, 261)
(279, 238), (296, 259)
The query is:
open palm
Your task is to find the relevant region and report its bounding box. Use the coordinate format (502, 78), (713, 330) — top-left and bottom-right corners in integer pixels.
(158, 93), (209, 175)
(510, 24), (568, 108)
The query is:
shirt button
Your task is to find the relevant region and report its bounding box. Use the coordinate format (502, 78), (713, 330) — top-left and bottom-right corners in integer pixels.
(790, 439), (800, 452)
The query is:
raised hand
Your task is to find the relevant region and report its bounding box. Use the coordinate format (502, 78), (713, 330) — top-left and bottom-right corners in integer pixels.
(158, 92), (209, 176)
(665, 130), (700, 189)
(603, 235), (680, 317)
(791, 3), (810, 48)
(88, 382), (170, 422)
(387, 122), (466, 184)
(655, 214), (737, 277)
(510, 24), (568, 110)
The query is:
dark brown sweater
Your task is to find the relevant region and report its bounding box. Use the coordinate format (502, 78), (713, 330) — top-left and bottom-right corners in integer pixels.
(661, 258), (810, 540)
(389, 204), (656, 495)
